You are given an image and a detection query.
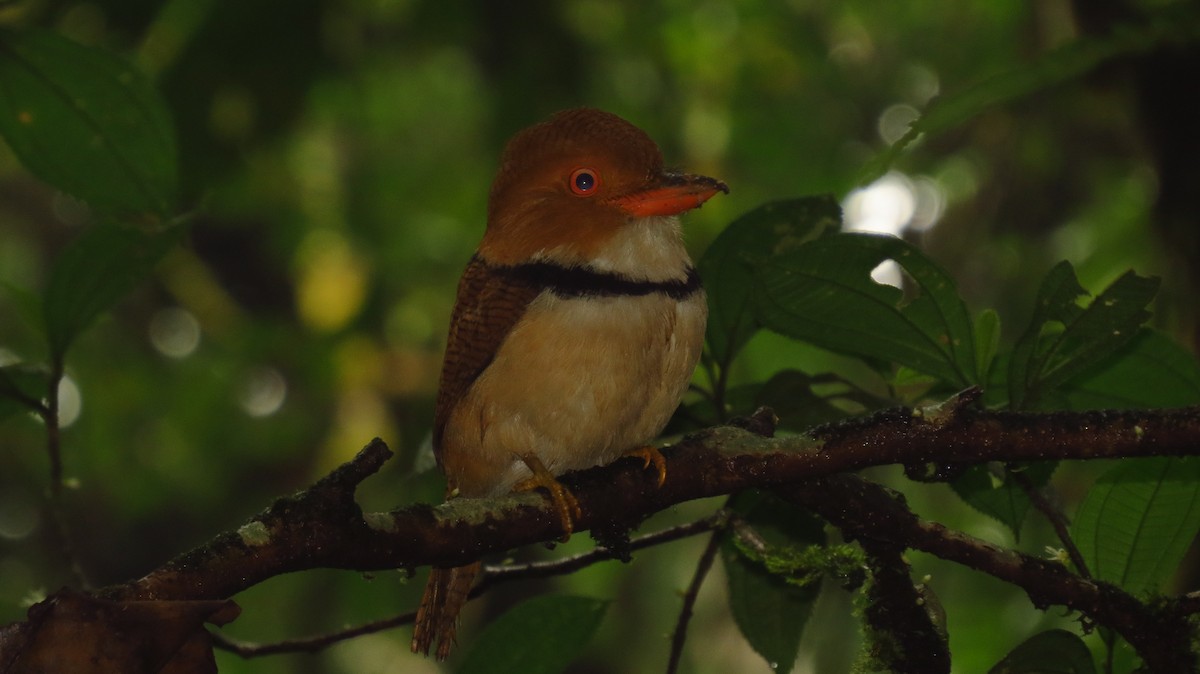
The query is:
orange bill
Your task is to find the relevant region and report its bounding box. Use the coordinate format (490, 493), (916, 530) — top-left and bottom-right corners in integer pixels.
(614, 173), (729, 218)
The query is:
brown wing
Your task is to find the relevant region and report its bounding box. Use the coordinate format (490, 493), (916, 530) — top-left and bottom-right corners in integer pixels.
(433, 255), (543, 460)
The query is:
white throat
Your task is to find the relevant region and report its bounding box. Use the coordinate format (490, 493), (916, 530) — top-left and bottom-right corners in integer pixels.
(538, 215), (693, 282)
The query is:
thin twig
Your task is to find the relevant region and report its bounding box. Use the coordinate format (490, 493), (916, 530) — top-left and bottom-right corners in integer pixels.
(45, 361), (63, 499)
(39, 362), (87, 588)
(687, 382), (717, 404)
(665, 529), (723, 674)
(212, 514), (727, 658)
(727, 515), (766, 554)
(480, 512), (727, 586)
(211, 611), (418, 657)
(1010, 470), (1092, 578)
(1, 385), (49, 416)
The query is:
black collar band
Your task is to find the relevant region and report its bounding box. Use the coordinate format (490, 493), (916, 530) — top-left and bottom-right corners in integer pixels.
(483, 256), (702, 300)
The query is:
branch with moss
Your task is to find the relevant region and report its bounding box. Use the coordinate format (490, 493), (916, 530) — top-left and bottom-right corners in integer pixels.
(780, 475), (1198, 672)
(212, 513), (726, 658)
(97, 395), (1200, 603)
(6, 393), (1199, 671)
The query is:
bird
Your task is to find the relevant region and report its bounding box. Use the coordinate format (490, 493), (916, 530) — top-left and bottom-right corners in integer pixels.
(410, 107), (727, 660)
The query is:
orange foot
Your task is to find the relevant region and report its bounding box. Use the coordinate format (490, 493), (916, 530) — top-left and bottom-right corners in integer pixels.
(514, 453), (581, 542)
(625, 445), (668, 487)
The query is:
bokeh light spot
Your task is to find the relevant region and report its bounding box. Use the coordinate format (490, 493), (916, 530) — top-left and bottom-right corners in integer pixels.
(901, 63), (940, 106)
(869, 260), (902, 288)
(57, 375), (82, 428)
(828, 15), (874, 67)
(910, 176), (947, 231)
(844, 172), (917, 237)
(239, 367), (287, 418)
(877, 103), (920, 145)
(843, 172), (947, 289)
(296, 230), (369, 332)
(148, 307), (201, 359)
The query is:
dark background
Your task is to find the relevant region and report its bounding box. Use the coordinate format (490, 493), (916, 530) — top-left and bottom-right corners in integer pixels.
(0, 0), (1194, 672)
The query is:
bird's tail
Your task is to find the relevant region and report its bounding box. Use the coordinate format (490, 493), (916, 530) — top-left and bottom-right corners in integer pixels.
(411, 561), (481, 660)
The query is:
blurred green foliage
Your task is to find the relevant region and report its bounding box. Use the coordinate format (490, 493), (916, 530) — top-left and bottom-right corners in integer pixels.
(1, 1), (1198, 673)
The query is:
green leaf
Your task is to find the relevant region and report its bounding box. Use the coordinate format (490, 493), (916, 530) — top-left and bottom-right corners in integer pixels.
(0, 29), (177, 216)
(1065, 329), (1200, 410)
(987, 629), (1096, 674)
(753, 233), (976, 387)
(456, 595), (608, 674)
(859, 16), (1197, 184)
(754, 369), (873, 432)
(974, 308), (1001, 384)
(43, 222), (183, 359)
(950, 461), (1057, 539)
(0, 280), (44, 336)
(1009, 262), (1086, 410)
(1009, 263), (1158, 410)
(722, 491), (824, 674)
(698, 196), (841, 368)
(0, 363), (48, 419)
(1072, 457), (1200, 594)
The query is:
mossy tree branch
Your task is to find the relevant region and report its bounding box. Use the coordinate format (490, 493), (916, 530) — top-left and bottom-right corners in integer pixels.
(50, 395), (1199, 671)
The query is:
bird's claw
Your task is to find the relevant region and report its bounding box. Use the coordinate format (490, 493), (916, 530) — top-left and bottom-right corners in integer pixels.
(515, 454), (581, 542)
(625, 445), (668, 488)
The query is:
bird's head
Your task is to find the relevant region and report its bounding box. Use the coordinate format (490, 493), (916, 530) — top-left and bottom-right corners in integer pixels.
(479, 108), (728, 265)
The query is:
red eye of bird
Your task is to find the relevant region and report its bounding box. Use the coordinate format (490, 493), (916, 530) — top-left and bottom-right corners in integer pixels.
(569, 168), (600, 196)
